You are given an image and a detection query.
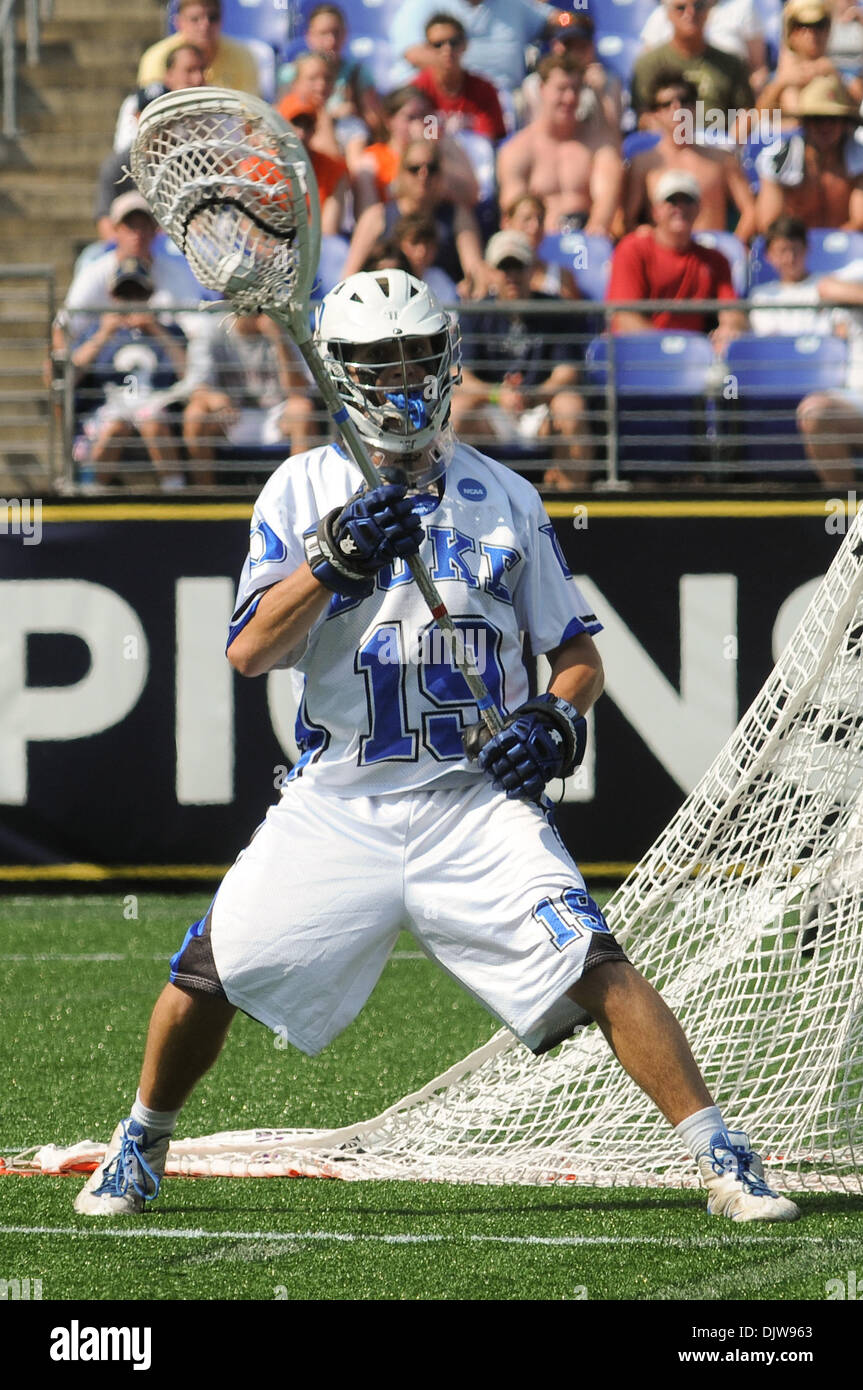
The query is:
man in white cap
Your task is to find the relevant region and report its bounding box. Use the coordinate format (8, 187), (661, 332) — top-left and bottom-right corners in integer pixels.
(60, 193), (203, 343)
(451, 229), (594, 487)
(609, 170), (745, 351)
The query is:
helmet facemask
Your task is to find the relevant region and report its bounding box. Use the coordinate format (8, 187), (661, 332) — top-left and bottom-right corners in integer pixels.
(315, 270), (462, 489)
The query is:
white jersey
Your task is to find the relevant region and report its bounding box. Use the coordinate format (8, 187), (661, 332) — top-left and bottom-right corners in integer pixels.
(229, 440), (602, 795)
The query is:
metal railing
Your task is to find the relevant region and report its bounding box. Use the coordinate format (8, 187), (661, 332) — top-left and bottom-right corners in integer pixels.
(1, 0), (54, 137)
(0, 263), (56, 490)
(45, 295), (863, 495)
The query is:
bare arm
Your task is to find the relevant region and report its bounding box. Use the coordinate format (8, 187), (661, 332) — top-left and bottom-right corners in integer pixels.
(842, 184), (863, 232)
(496, 132), (532, 211)
(227, 564), (331, 678)
(546, 632), (605, 715)
(622, 156), (649, 233)
(755, 178), (784, 235)
(320, 174), (349, 237)
(610, 309), (654, 333)
(453, 204), (485, 284)
(586, 145), (624, 238)
(725, 154), (757, 242)
(343, 202), (387, 276)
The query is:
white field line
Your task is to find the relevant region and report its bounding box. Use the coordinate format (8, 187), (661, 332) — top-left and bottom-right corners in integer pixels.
(0, 1224), (857, 1249)
(0, 951), (426, 962)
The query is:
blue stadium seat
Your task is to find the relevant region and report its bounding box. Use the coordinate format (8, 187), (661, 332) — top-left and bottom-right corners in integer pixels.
(622, 130), (660, 161)
(750, 230), (863, 287)
(721, 333), (849, 470)
(593, 34), (641, 87)
(586, 330), (718, 474)
(593, 0), (658, 40)
(538, 233), (613, 301)
(694, 231), (748, 296)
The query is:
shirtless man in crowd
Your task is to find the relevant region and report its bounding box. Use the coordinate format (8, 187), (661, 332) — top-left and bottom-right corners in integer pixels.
(497, 54), (623, 239)
(623, 70), (756, 239)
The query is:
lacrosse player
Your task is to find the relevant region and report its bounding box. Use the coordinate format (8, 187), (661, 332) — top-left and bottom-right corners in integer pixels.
(76, 270), (799, 1223)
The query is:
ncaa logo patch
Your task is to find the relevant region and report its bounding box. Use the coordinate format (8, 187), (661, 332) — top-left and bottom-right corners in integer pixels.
(458, 478), (487, 501)
(250, 518), (288, 567)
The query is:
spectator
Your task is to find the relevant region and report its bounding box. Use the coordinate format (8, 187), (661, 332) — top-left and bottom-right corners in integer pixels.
(640, 0), (768, 95)
(623, 70), (756, 238)
(608, 170), (745, 350)
(451, 230), (594, 488)
(630, 0), (754, 129)
(742, 215), (863, 483)
(500, 192), (581, 298)
(277, 4), (385, 161)
(353, 86), (479, 215)
(388, 214), (461, 301)
(182, 312), (318, 482)
(100, 45), (207, 241)
(137, 1), (259, 95)
(758, 0), (862, 121)
(278, 96), (350, 239)
(522, 12), (623, 134)
(277, 52), (343, 161)
(343, 139), (485, 292)
(59, 194), (202, 344)
(497, 55), (623, 237)
(69, 258), (187, 490)
(411, 14), (506, 141)
(756, 75), (863, 232)
(389, 0), (565, 98)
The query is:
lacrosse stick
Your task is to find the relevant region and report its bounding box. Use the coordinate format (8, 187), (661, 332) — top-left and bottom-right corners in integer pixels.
(131, 88), (502, 734)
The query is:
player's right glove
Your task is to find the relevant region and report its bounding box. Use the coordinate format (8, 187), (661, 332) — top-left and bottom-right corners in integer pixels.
(303, 483), (423, 599)
(464, 693), (587, 802)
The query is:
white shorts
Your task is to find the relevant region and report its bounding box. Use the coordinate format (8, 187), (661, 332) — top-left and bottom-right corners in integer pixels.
(170, 779), (626, 1055)
(486, 401), (550, 444)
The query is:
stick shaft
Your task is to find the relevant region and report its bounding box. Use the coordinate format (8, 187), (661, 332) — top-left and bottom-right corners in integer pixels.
(291, 332), (503, 734)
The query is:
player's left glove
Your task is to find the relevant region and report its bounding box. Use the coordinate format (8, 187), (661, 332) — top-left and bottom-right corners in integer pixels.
(463, 693), (587, 802)
(304, 483), (423, 599)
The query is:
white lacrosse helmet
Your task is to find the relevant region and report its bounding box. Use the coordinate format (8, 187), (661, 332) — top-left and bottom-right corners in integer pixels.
(314, 269), (461, 486)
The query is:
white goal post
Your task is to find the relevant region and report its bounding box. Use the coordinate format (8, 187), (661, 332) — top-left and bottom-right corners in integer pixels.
(18, 513), (863, 1192)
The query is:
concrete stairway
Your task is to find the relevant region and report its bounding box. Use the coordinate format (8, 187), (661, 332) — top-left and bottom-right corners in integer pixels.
(0, 0), (164, 488)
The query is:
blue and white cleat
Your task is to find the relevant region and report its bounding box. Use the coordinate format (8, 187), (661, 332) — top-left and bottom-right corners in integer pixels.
(698, 1129), (800, 1222)
(74, 1119), (169, 1216)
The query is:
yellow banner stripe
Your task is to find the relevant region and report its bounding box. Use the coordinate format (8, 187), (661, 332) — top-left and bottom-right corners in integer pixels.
(0, 861), (634, 882)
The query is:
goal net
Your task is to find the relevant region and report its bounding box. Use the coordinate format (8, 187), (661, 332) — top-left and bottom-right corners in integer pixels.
(16, 513), (863, 1193)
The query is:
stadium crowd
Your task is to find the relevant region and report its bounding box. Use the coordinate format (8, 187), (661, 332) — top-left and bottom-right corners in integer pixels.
(54, 0), (863, 489)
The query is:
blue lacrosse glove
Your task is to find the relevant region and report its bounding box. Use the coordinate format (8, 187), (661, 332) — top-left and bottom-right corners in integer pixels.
(303, 483), (423, 598)
(464, 693), (587, 802)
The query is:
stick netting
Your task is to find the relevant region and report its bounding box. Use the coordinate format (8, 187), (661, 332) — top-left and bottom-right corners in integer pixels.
(130, 89), (318, 317)
(14, 517), (863, 1191)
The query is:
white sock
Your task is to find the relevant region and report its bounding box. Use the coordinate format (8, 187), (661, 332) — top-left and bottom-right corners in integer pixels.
(131, 1091), (180, 1139)
(675, 1104), (726, 1162)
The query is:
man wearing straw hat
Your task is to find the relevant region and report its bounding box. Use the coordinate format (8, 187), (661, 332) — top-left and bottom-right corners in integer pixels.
(756, 74), (863, 232)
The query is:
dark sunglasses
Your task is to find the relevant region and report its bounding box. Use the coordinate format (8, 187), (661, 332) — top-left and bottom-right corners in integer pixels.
(654, 96), (692, 109)
(429, 36), (464, 49)
(792, 18), (830, 29)
(405, 160), (441, 174)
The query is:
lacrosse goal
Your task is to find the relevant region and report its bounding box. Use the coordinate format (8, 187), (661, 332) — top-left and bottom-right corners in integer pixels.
(17, 513), (863, 1193)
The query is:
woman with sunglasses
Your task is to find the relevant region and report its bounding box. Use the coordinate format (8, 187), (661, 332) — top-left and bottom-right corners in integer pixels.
(344, 138), (486, 295)
(758, 0), (863, 121)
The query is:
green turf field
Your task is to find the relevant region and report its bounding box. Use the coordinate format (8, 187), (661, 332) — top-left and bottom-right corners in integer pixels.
(1, 894), (862, 1302)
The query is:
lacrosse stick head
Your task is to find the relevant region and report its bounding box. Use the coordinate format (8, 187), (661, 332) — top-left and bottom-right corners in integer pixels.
(130, 88), (320, 331)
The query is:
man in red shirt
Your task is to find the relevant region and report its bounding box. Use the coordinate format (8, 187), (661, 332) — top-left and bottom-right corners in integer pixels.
(411, 13), (506, 142)
(608, 170), (745, 351)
